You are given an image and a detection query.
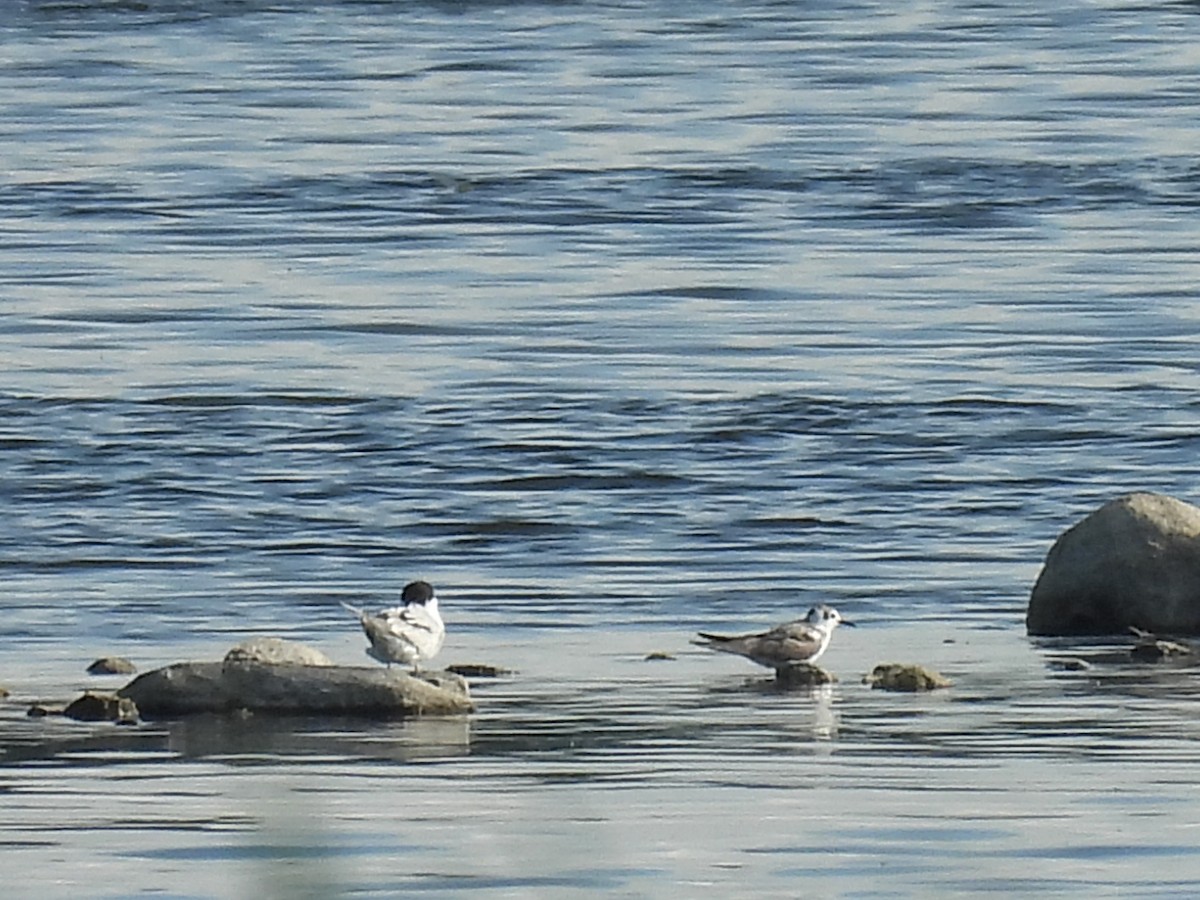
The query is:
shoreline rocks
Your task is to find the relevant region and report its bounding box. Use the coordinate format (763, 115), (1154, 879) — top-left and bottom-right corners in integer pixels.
(32, 638), (474, 724)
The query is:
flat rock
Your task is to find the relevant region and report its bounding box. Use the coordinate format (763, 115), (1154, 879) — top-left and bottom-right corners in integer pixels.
(1027, 492), (1200, 636)
(118, 656), (472, 719)
(864, 663), (951, 692)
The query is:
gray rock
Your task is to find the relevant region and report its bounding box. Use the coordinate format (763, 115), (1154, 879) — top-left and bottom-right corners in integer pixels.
(1027, 492), (1200, 636)
(87, 656), (137, 675)
(224, 637), (334, 667)
(63, 691), (139, 724)
(118, 656), (472, 719)
(774, 662), (835, 688)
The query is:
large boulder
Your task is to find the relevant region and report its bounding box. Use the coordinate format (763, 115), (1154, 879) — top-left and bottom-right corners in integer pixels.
(1027, 492), (1200, 636)
(117, 639), (472, 719)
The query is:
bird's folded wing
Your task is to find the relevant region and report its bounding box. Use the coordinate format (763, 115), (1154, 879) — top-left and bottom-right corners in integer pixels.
(361, 615), (406, 644)
(773, 624), (822, 661)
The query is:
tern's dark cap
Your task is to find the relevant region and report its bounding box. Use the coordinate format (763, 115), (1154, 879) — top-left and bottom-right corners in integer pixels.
(808, 604), (853, 626)
(401, 580), (436, 605)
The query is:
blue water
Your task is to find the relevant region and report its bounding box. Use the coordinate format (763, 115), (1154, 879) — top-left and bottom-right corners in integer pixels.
(4, 0), (1200, 896)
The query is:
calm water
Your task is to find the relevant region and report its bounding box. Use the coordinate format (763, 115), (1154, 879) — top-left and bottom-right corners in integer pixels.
(4, 0), (1200, 895)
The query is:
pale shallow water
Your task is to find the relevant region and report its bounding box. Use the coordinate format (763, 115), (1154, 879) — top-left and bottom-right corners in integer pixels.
(6, 623), (1200, 897)
(4, 0), (1200, 895)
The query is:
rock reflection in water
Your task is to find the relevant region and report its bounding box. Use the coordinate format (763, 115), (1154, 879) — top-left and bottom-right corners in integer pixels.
(165, 712), (472, 761)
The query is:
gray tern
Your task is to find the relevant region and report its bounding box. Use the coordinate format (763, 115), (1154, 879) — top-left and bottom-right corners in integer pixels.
(693, 604), (854, 670)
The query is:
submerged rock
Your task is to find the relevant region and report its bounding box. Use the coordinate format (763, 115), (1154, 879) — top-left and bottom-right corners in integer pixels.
(118, 639), (472, 719)
(1128, 627), (1192, 662)
(27, 691), (140, 723)
(1048, 657), (1093, 672)
(864, 663), (951, 692)
(1028, 493), (1200, 636)
(445, 663), (515, 677)
(774, 663), (835, 688)
(87, 656), (137, 676)
(64, 691), (139, 724)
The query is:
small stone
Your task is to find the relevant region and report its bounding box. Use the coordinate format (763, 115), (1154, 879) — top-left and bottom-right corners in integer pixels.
(27, 703), (62, 717)
(87, 656), (137, 675)
(1049, 657), (1093, 672)
(445, 663), (514, 678)
(643, 652), (676, 662)
(63, 691), (140, 724)
(775, 662), (836, 688)
(864, 663), (951, 692)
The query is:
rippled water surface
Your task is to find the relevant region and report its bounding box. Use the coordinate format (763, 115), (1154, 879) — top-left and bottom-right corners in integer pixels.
(4, 0), (1200, 896)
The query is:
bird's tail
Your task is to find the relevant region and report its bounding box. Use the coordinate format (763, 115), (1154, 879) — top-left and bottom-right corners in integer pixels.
(692, 632), (736, 649)
(340, 600), (366, 619)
